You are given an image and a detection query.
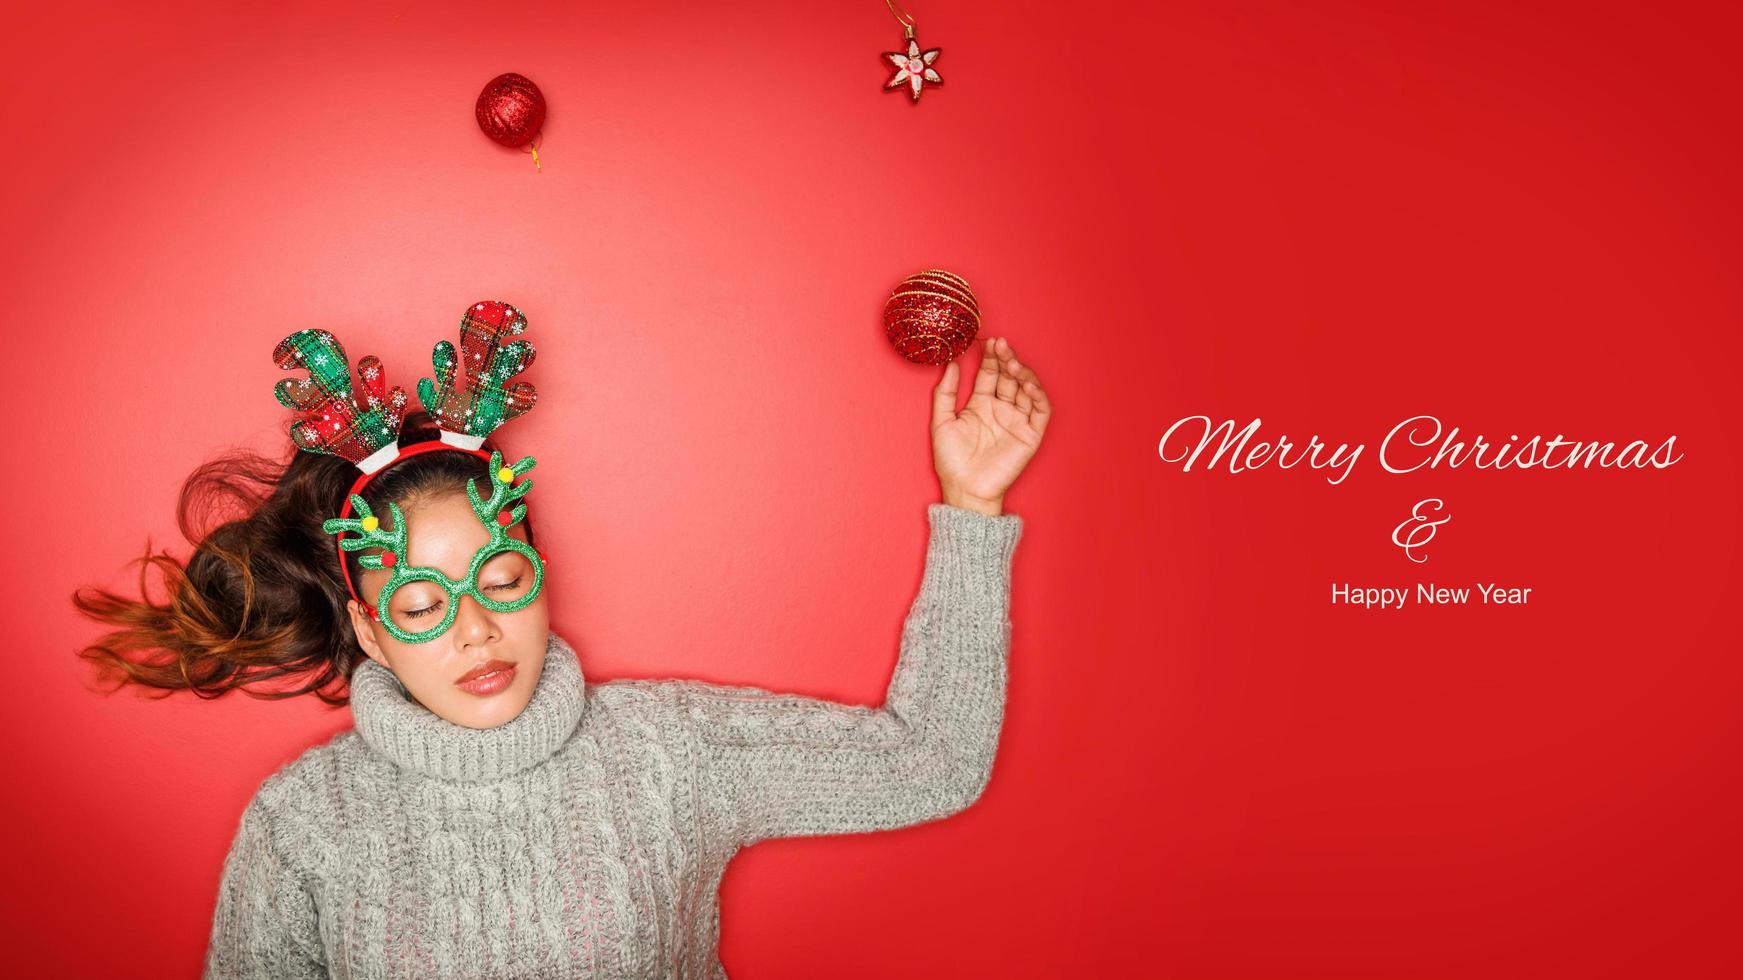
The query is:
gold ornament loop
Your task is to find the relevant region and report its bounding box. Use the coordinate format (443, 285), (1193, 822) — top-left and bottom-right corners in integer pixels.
(885, 0), (916, 39)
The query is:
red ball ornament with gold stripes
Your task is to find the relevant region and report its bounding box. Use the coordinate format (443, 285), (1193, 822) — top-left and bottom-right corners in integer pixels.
(882, 269), (981, 365)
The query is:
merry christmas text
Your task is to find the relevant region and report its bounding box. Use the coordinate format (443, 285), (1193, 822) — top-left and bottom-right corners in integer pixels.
(1158, 415), (1683, 485)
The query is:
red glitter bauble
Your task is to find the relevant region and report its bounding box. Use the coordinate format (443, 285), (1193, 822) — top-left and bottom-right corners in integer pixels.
(883, 269), (981, 365)
(475, 72), (546, 148)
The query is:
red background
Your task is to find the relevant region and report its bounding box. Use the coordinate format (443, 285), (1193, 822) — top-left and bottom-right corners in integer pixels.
(5, 0), (1740, 976)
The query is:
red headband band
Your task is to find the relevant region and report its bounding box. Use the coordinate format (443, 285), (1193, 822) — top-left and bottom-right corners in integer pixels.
(335, 442), (496, 616)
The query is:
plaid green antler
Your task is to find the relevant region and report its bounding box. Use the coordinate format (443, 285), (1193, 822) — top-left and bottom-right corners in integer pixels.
(272, 328), (408, 469)
(320, 496), (408, 572)
(417, 300), (538, 449)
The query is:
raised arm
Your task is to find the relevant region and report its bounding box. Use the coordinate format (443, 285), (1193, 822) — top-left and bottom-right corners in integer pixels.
(202, 795), (328, 980)
(676, 502), (1023, 845)
(675, 334), (1049, 845)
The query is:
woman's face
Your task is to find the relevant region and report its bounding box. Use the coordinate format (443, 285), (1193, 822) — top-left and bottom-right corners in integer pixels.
(345, 489), (550, 730)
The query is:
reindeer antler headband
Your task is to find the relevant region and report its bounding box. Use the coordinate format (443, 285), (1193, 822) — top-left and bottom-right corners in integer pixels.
(271, 300), (548, 644)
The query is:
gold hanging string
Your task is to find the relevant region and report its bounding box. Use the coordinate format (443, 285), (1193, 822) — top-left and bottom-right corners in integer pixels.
(885, 0), (916, 40)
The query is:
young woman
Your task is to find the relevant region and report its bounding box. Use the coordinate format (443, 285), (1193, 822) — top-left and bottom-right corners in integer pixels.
(76, 318), (1051, 979)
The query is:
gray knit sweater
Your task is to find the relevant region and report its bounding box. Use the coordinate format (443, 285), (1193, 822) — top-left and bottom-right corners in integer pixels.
(202, 503), (1023, 979)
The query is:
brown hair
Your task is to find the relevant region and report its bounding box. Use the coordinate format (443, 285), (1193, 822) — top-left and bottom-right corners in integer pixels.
(72, 409), (538, 706)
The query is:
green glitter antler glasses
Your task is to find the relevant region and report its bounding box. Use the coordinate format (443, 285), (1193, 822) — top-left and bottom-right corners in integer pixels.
(323, 447), (544, 643)
(272, 300), (549, 644)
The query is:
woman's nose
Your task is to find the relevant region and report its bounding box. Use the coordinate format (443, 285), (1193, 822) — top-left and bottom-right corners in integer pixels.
(449, 592), (499, 642)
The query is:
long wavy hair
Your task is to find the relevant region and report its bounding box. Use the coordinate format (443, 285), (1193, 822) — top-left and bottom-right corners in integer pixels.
(72, 409), (538, 706)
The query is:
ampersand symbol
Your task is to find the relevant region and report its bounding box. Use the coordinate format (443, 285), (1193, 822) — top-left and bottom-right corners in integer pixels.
(1393, 498), (1450, 563)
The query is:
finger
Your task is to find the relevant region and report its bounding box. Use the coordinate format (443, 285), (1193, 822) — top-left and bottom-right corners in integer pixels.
(932, 360), (960, 428)
(1023, 378), (1051, 436)
(995, 347), (1022, 403)
(970, 336), (1001, 399)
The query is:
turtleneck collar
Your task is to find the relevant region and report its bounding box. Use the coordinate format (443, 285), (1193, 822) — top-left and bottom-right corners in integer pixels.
(348, 631), (586, 783)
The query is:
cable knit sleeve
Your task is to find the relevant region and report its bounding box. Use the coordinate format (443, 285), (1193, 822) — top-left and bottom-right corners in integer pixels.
(202, 794), (328, 980)
(674, 502), (1023, 846)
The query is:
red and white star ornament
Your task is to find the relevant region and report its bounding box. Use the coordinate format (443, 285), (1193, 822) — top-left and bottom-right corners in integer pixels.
(884, 37), (942, 102)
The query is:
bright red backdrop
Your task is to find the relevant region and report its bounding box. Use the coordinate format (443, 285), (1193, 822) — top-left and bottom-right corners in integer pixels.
(4, 0), (1740, 976)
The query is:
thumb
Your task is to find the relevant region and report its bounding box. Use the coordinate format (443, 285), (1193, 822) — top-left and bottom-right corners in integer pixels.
(931, 360), (960, 428)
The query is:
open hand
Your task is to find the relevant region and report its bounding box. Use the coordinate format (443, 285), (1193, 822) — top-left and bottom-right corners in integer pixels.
(931, 337), (1051, 516)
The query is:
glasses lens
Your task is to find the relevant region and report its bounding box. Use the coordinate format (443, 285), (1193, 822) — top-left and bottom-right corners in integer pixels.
(475, 549), (539, 609)
(383, 581), (454, 642)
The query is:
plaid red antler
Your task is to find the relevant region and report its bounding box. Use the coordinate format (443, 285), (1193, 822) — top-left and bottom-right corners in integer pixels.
(417, 300), (539, 450)
(272, 329), (409, 472)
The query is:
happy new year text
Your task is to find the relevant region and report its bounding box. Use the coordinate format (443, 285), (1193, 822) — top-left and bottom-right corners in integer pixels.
(1331, 583), (1533, 608)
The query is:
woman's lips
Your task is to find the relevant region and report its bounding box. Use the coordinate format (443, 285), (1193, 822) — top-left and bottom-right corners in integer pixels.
(455, 659), (517, 696)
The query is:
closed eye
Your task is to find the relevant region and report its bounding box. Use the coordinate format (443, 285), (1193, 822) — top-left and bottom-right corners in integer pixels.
(402, 578), (523, 619)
